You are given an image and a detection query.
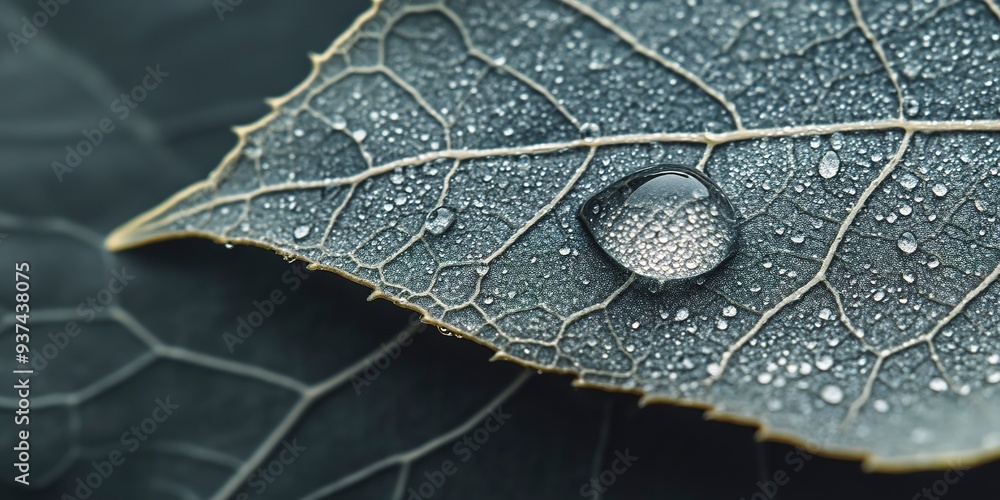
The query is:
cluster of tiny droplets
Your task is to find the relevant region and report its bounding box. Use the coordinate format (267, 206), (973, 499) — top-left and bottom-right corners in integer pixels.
(595, 197), (736, 281)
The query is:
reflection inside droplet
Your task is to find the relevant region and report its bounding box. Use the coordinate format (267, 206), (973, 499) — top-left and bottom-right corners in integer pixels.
(580, 165), (740, 282)
(424, 207), (456, 235)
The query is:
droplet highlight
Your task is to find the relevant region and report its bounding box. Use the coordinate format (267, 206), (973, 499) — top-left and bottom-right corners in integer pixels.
(820, 384), (844, 404)
(580, 165), (739, 282)
(817, 151), (840, 179)
(897, 231), (918, 254)
(293, 225), (311, 240)
(424, 207), (456, 235)
(581, 122), (601, 142)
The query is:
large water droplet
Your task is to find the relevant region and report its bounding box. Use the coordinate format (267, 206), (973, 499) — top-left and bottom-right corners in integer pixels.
(424, 207), (456, 235)
(817, 151), (840, 179)
(580, 165), (739, 282)
(897, 231), (918, 254)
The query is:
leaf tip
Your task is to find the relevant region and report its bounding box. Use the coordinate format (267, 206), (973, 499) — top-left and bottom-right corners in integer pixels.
(104, 218), (149, 252)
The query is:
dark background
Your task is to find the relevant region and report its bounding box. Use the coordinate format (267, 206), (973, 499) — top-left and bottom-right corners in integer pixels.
(0, 0), (996, 498)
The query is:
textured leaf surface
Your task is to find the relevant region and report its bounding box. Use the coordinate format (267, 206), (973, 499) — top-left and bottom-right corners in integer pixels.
(109, 0), (1000, 468)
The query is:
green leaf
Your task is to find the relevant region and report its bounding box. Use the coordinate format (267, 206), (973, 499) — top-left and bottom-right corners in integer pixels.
(108, 0), (1000, 469)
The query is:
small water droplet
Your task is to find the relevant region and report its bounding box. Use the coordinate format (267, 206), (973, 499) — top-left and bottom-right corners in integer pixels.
(820, 384), (844, 404)
(438, 326), (454, 336)
(353, 129), (368, 141)
(929, 377), (948, 392)
(873, 399), (890, 413)
(558, 247), (571, 256)
(809, 136), (821, 149)
(674, 308), (690, 321)
(580, 165), (739, 282)
(898, 173), (919, 190)
(911, 428), (933, 443)
(244, 146), (262, 159)
(224, 242), (234, 249)
(830, 132), (844, 151)
(581, 122), (601, 142)
(293, 225), (311, 240)
(931, 183), (949, 197)
(424, 207), (456, 235)
(722, 305), (737, 317)
(897, 232), (918, 254)
(818, 151), (840, 179)
(389, 169), (405, 185)
(816, 356), (834, 371)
